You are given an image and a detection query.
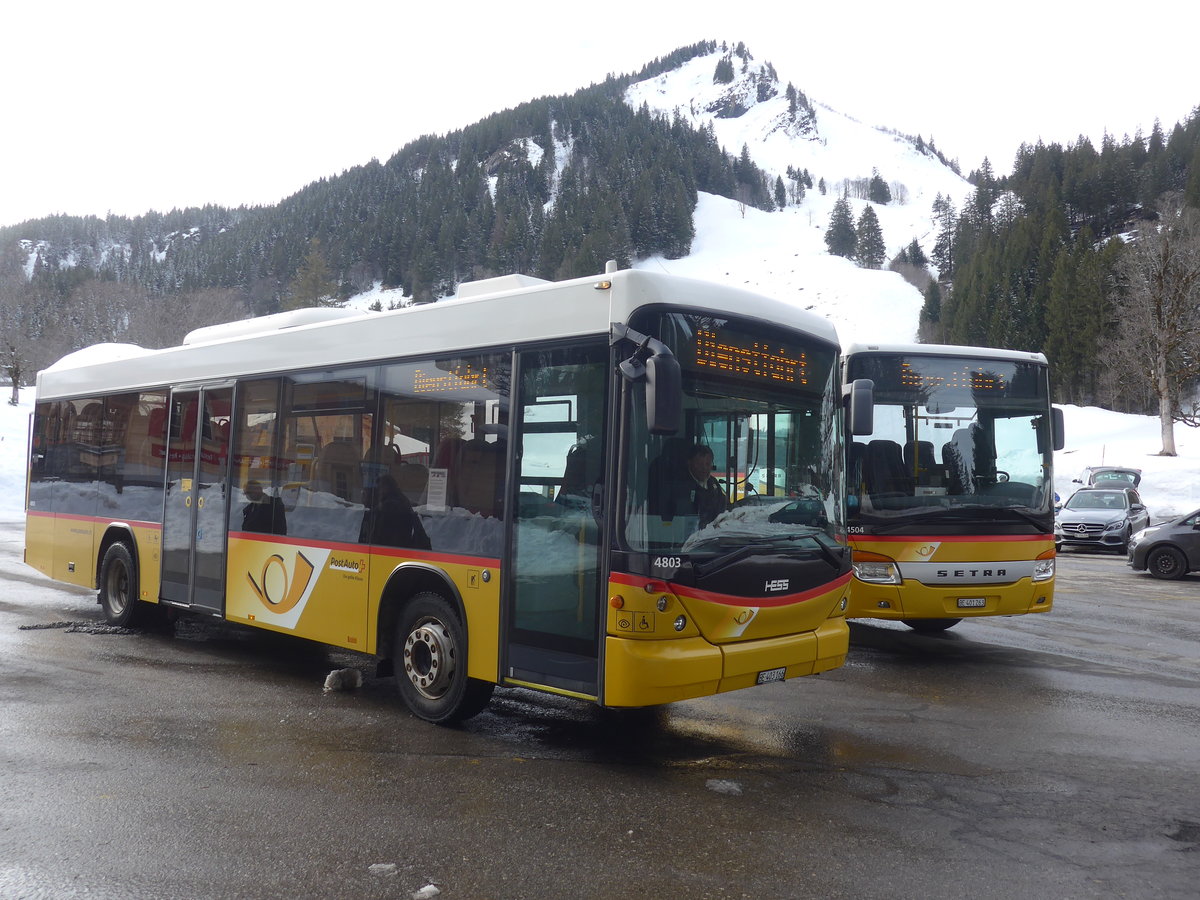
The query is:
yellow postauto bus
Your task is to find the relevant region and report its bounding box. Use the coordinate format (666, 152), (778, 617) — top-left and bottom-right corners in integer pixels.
(25, 266), (869, 722)
(842, 342), (1064, 632)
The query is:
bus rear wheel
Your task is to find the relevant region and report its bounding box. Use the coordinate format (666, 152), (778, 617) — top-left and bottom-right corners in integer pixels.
(99, 542), (141, 627)
(394, 592), (493, 724)
(902, 617), (962, 633)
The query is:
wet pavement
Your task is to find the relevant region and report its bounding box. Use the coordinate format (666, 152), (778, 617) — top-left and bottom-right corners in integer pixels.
(1, 520), (1197, 899)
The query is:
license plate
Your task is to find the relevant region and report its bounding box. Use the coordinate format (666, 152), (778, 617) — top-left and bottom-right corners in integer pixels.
(756, 667), (786, 684)
(957, 597), (987, 609)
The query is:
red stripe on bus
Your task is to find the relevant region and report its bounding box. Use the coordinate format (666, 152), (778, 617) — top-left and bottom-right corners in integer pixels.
(228, 531), (501, 568)
(27, 510), (162, 530)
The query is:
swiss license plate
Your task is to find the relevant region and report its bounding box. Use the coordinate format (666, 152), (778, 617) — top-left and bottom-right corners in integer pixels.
(756, 667), (787, 685)
(957, 597), (987, 609)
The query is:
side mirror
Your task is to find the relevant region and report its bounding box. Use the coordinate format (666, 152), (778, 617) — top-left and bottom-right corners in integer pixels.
(847, 379), (874, 436)
(1052, 406), (1066, 451)
(613, 323), (681, 436)
(645, 352), (681, 435)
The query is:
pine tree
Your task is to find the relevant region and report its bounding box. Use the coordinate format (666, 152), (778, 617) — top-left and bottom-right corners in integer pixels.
(855, 206), (886, 268)
(285, 239), (338, 309)
(824, 199), (856, 258)
(868, 169), (892, 204)
(774, 176), (787, 210)
(713, 56), (734, 84)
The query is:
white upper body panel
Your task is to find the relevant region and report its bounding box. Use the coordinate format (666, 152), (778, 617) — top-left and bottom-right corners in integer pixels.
(36, 269), (840, 400)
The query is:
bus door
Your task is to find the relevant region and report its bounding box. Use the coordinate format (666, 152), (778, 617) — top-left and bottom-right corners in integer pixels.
(160, 385), (234, 615)
(502, 346), (607, 699)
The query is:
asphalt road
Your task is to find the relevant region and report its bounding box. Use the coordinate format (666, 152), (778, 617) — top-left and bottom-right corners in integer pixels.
(1, 522), (1196, 900)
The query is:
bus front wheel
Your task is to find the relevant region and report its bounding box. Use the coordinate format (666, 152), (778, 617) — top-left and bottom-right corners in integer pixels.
(394, 592), (493, 724)
(99, 542), (141, 627)
(902, 617), (961, 633)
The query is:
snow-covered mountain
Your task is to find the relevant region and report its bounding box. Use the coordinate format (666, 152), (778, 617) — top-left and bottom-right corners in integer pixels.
(354, 44), (975, 346)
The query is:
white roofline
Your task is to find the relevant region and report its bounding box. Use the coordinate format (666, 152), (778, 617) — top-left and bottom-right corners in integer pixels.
(36, 269), (842, 400)
(842, 341), (1048, 365)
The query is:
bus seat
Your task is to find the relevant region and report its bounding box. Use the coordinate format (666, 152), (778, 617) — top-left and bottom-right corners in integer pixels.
(848, 441), (866, 493)
(556, 435), (599, 508)
(313, 440), (362, 502)
(904, 440), (938, 483)
(943, 429), (975, 494)
(456, 439), (504, 517)
(394, 461), (428, 505)
(864, 439), (911, 495)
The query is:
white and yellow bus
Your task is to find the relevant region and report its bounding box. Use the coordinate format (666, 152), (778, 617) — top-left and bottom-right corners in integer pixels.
(842, 342), (1064, 631)
(25, 266), (868, 722)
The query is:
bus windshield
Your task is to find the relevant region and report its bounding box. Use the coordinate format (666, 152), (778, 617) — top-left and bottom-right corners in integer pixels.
(846, 351), (1055, 525)
(622, 311), (843, 558)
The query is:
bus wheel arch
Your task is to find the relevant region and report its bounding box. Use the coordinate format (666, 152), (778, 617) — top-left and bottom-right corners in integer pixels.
(376, 567), (494, 723)
(97, 534), (141, 627)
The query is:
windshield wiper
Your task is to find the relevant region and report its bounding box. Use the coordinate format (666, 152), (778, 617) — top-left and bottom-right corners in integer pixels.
(692, 535), (844, 578)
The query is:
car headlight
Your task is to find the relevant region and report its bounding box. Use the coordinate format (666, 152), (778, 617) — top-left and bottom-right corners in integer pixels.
(1103, 519), (1125, 532)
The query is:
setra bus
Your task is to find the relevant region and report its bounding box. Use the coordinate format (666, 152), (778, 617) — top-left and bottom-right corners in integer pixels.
(842, 342), (1064, 631)
(25, 265), (871, 722)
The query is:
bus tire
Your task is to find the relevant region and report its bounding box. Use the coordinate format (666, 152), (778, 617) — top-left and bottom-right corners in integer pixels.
(1147, 546), (1187, 580)
(394, 592), (493, 724)
(99, 542), (141, 627)
(902, 617), (961, 633)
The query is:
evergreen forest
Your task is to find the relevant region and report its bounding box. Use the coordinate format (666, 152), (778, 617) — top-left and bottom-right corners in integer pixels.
(920, 110), (1200, 419)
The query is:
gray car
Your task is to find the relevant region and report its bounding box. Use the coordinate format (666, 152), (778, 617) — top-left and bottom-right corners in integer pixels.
(1127, 508), (1200, 579)
(1055, 487), (1150, 554)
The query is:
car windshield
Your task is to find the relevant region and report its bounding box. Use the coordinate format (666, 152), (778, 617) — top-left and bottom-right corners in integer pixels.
(1091, 471), (1137, 486)
(1065, 490), (1127, 510)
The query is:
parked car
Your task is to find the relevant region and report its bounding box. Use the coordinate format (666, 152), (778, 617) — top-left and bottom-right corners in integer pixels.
(1074, 466), (1142, 489)
(1055, 487), (1150, 554)
(1128, 509), (1200, 579)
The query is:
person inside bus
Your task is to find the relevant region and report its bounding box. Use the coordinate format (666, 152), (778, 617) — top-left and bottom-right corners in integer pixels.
(650, 443), (729, 528)
(241, 479), (287, 535)
(361, 473), (431, 550)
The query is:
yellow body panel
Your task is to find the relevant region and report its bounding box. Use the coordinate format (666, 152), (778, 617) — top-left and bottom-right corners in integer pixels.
(365, 555), (502, 683)
(52, 515), (97, 588)
(24, 512), (55, 578)
(603, 575), (850, 707)
(129, 524), (163, 602)
(848, 535), (1055, 620)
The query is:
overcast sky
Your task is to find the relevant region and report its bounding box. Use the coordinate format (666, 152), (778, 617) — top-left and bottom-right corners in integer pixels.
(2, 0), (1194, 227)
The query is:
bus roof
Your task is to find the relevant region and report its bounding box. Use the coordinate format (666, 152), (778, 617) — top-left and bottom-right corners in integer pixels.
(842, 341), (1048, 366)
(36, 268), (841, 400)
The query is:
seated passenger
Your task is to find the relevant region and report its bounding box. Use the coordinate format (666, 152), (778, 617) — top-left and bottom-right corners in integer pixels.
(241, 480), (287, 535)
(360, 473), (431, 550)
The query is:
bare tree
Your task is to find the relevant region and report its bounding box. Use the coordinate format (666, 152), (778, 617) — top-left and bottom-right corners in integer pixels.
(1108, 198), (1200, 455)
(0, 274), (34, 403)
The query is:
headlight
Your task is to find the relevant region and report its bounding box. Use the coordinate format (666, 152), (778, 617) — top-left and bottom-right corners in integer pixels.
(1033, 558), (1055, 582)
(853, 561), (901, 585)
(1103, 519), (1125, 532)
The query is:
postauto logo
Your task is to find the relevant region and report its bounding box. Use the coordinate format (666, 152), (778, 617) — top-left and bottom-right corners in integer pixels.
(247, 551), (317, 614)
